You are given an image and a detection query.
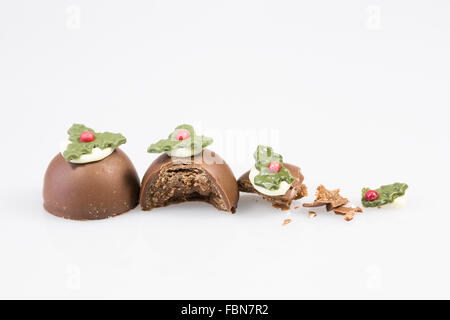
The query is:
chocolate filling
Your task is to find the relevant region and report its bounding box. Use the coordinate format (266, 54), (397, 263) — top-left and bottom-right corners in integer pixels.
(141, 165), (227, 211)
(140, 151), (239, 213)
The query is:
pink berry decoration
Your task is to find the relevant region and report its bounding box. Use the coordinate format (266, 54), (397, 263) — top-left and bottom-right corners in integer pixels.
(175, 129), (190, 141)
(79, 131), (95, 142)
(364, 190), (379, 202)
(268, 161), (281, 173)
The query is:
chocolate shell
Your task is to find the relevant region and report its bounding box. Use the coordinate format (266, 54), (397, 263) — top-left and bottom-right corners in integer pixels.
(238, 163), (307, 210)
(140, 149), (239, 213)
(43, 148), (140, 220)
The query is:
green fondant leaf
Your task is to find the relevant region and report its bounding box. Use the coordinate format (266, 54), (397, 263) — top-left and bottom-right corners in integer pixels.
(361, 182), (408, 207)
(62, 124), (126, 161)
(147, 139), (181, 153)
(253, 145), (295, 191)
(67, 124), (94, 143)
(254, 145), (283, 170)
(147, 124), (213, 155)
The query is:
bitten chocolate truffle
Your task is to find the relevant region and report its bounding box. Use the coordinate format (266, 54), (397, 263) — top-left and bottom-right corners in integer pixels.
(141, 124), (239, 213)
(43, 124), (140, 220)
(237, 145), (307, 210)
(140, 150), (238, 213)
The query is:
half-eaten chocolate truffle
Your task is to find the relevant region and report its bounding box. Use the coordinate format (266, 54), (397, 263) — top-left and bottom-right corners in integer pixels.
(238, 145), (307, 210)
(43, 124), (140, 220)
(140, 124), (239, 213)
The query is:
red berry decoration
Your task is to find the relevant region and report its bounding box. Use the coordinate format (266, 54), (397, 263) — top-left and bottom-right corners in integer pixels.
(79, 131), (95, 142)
(365, 190), (379, 202)
(268, 161), (281, 173)
(175, 129), (190, 141)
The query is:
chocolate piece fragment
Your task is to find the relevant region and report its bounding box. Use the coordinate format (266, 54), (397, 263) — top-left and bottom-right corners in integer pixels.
(302, 185), (349, 211)
(303, 185), (362, 221)
(333, 206), (363, 222)
(140, 150), (239, 213)
(282, 219), (292, 226)
(238, 163), (308, 210)
(43, 148), (140, 220)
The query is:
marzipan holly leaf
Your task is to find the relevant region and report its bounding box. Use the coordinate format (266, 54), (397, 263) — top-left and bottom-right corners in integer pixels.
(253, 145), (295, 191)
(147, 124), (213, 154)
(361, 182), (408, 207)
(63, 124), (126, 161)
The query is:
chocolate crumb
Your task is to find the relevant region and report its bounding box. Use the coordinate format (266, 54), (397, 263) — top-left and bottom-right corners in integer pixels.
(282, 219), (292, 226)
(302, 185), (349, 211)
(308, 211), (317, 218)
(333, 206), (363, 221)
(294, 206), (299, 209)
(303, 185), (364, 221)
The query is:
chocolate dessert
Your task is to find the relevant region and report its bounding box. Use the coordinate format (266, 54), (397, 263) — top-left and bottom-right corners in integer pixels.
(238, 145), (307, 210)
(140, 124), (239, 213)
(43, 124), (140, 220)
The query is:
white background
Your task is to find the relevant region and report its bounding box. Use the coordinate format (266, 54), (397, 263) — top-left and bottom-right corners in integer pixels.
(1, 0), (449, 299)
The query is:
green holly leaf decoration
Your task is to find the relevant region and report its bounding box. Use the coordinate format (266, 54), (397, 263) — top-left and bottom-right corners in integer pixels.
(147, 124), (213, 155)
(63, 124), (126, 161)
(253, 145), (295, 191)
(361, 182), (408, 207)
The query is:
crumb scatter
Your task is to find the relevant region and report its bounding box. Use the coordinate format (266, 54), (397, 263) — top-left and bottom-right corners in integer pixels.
(303, 185), (363, 221)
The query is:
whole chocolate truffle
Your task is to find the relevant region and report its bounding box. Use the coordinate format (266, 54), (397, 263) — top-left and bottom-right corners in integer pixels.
(140, 149), (239, 213)
(43, 148), (140, 220)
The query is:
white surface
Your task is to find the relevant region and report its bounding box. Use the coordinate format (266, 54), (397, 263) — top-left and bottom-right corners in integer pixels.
(60, 140), (113, 163)
(1, 0), (450, 299)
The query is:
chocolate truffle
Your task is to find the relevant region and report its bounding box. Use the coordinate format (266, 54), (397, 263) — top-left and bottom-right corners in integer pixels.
(140, 150), (238, 213)
(43, 124), (140, 220)
(237, 145), (307, 210)
(141, 124), (239, 213)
